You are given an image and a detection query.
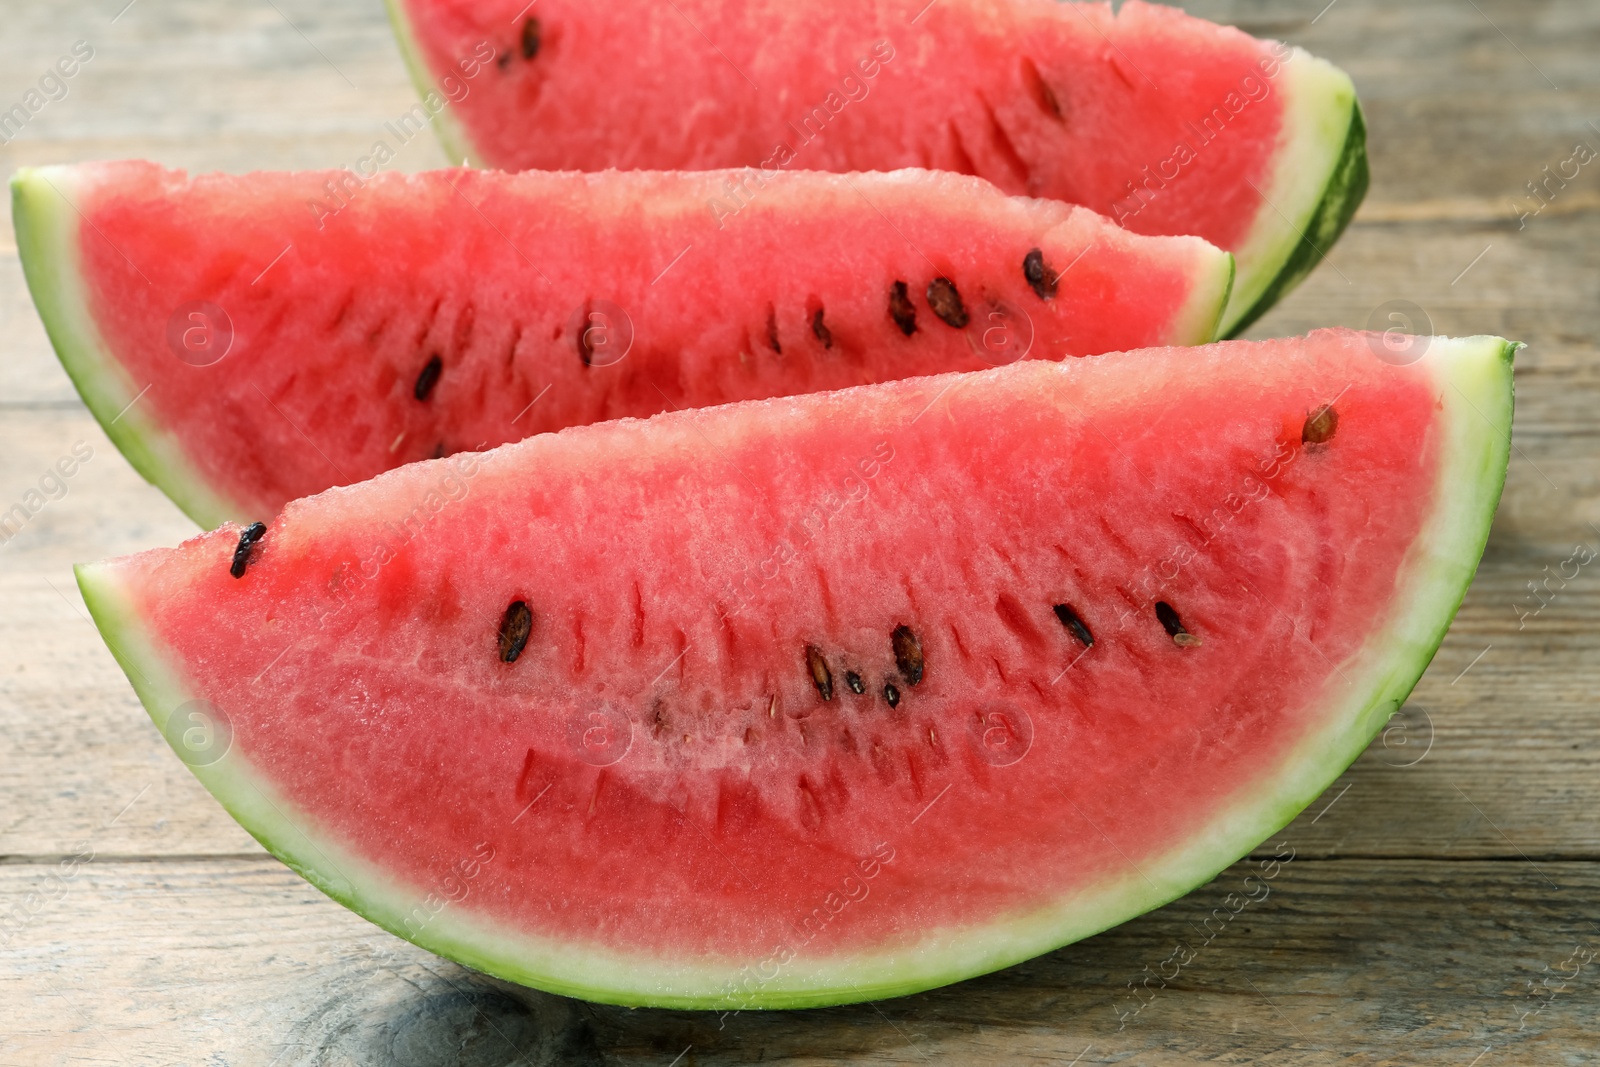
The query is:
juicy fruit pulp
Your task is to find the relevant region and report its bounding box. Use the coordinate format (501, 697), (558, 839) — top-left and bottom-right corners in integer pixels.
(13, 162), (1232, 527)
(388, 0), (1367, 334)
(78, 330), (1513, 1008)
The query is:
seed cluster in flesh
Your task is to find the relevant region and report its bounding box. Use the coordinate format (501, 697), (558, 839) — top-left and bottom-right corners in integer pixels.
(797, 626), (928, 712)
(378, 244), (1065, 449)
(463, 394), (1361, 749)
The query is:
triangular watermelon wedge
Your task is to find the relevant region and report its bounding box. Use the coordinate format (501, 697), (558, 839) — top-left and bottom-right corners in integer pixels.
(75, 331), (1510, 1011)
(385, 0), (1367, 335)
(13, 161), (1233, 528)
(77, 329), (1512, 1009)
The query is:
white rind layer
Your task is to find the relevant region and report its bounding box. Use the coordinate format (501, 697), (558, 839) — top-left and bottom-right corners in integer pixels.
(11, 166), (245, 527)
(1219, 48), (1361, 334)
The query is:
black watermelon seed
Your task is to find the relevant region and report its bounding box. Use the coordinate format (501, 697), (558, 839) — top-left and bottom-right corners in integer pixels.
(888, 281), (918, 336)
(1303, 404), (1339, 444)
(498, 601), (534, 663)
(845, 671), (865, 695)
(811, 308), (834, 349)
(883, 682), (901, 708)
(805, 644), (834, 701)
(891, 625), (924, 685)
(1052, 603), (1093, 647)
(1023, 248), (1060, 301)
(414, 354), (443, 400)
(1155, 601), (1201, 647)
(521, 17), (542, 60)
(229, 522), (267, 579)
(497, 50), (512, 70)
(926, 278), (969, 328)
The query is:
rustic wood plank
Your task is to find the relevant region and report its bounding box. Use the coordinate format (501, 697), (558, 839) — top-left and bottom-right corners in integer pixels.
(1188, 0), (1600, 213)
(3, 855), (1597, 1065)
(0, 0), (440, 155)
(2, 0), (1598, 1060)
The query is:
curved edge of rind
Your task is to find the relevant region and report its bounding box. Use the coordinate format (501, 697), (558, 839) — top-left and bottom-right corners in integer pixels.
(1227, 102), (1369, 336)
(73, 557), (672, 1006)
(1220, 52), (1367, 336)
(12, 167), (239, 529)
(834, 334), (1514, 1008)
(381, 0), (479, 166)
(1154, 246), (1235, 347)
(72, 335), (1515, 1011)
(1202, 253), (1236, 343)
(77, 554), (760, 1008)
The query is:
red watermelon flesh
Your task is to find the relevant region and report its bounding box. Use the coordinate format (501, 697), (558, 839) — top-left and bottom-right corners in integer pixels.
(77, 329), (1513, 1008)
(387, 0), (1367, 334)
(14, 161), (1232, 528)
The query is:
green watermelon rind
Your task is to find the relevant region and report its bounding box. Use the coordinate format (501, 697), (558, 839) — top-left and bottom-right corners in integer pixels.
(1219, 50), (1367, 336)
(10, 167), (246, 527)
(380, 0), (478, 165)
(75, 334), (1513, 1010)
(1226, 95), (1369, 337)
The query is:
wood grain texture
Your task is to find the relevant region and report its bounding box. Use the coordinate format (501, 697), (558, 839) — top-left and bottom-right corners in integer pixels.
(1, 0), (1597, 1061)
(4, 857), (1598, 1065)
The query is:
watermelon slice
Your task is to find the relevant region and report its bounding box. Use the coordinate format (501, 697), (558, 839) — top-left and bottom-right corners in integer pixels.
(385, 0), (1367, 335)
(12, 161), (1232, 528)
(76, 328), (1512, 1008)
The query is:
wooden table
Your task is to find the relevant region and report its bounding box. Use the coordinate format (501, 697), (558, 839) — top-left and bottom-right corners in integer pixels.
(2, 0), (1596, 1062)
